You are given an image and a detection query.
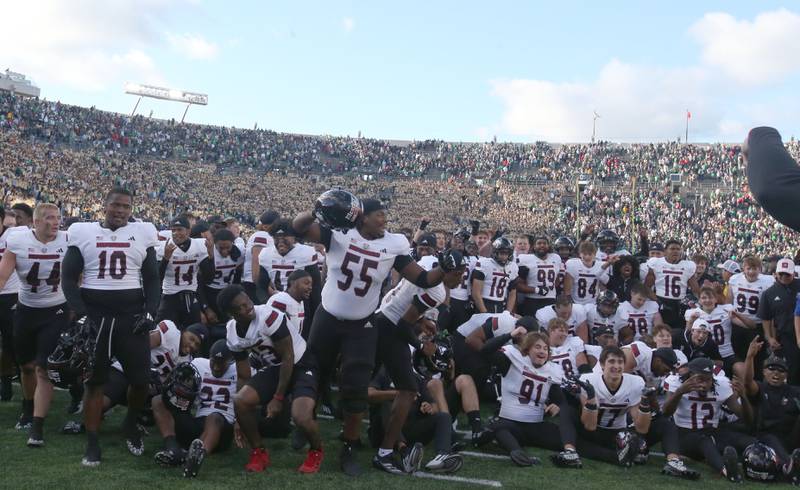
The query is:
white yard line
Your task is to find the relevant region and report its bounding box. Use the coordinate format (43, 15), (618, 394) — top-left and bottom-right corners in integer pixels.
(414, 471), (503, 487)
(461, 451), (508, 461)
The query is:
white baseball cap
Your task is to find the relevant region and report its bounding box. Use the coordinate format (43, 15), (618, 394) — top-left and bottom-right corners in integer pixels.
(716, 259), (741, 274)
(776, 258), (795, 275)
(691, 319), (711, 332)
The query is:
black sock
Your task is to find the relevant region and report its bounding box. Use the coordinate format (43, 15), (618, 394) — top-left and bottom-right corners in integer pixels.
(87, 431), (99, 449)
(467, 410), (483, 433)
(22, 398), (34, 417)
(32, 416), (44, 432)
(164, 435), (178, 451)
(123, 409), (139, 430)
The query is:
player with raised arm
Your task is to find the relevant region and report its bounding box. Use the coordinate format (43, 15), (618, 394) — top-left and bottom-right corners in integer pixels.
(292, 191), (447, 476)
(563, 241), (609, 306)
(0, 203), (68, 445)
(61, 187), (161, 466)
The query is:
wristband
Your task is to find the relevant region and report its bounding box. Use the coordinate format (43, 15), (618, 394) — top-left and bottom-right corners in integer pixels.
(584, 403), (597, 411)
(272, 393), (285, 402)
(419, 220), (429, 230)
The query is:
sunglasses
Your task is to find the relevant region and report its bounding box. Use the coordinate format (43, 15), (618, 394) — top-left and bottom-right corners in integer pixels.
(765, 365), (788, 373)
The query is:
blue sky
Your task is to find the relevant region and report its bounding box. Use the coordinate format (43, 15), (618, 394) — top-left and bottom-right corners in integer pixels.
(6, 1), (800, 142)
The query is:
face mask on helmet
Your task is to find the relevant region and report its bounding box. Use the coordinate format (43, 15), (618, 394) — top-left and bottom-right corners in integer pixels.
(413, 337), (453, 377)
(492, 237), (514, 265)
(163, 362), (201, 412)
(742, 443), (780, 482)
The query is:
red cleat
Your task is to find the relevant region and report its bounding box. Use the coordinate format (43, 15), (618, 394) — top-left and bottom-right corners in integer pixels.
(245, 447), (271, 473)
(298, 448), (324, 474)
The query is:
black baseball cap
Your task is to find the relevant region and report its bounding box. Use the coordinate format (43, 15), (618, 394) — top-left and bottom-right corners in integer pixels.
(270, 219), (296, 237)
(206, 214), (226, 225)
(362, 198), (386, 215)
(650, 242), (665, 252)
(764, 354), (788, 371)
(516, 316), (538, 332)
(185, 323), (208, 342)
(652, 348), (679, 369)
(687, 357), (715, 375)
(259, 210), (280, 225)
(418, 233), (437, 247)
(170, 216), (190, 229)
(594, 325), (615, 337)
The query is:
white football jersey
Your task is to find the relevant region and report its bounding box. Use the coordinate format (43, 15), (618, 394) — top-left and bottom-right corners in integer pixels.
(6, 229), (68, 307)
(150, 320), (190, 380)
(378, 277), (446, 326)
(0, 226), (26, 295)
(321, 228), (409, 320)
(517, 253), (562, 299)
(473, 257), (519, 303)
(648, 257), (696, 301)
(728, 273), (774, 322)
(585, 304), (620, 342)
(193, 357), (237, 424)
(225, 304), (305, 367)
(565, 258), (608, 305)
(550, 336), (585, 378)
(685, 305), (735, 358)
(499, 346), (563, 423)
(266, 291), (306, 337)
(450, 256), (479, 302)
(579, 371), (644, 430)
(616, 300), (660, 340)
(67, 222), (158, 290)
(161, 238), (208, 295)
(258, 243), (318, 292)
(623, 341), (656, 381)
(597, 249), (631, 262)
(535, 303), (586, 337)
(663, 373), (733, 429)
(155, 229), (172, 261)
(456, 311), (517, 338)
(242, 231), (273, 283)
(208, 244), (244, 290)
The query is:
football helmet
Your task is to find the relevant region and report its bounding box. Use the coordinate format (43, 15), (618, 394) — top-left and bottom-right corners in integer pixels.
(314, 189), (362, 231)
(596, 229), (620, 252)
(414, 335), (453, 377)
(742, 443), (780, 482)
(163, 362), (201, 412)
(491, 236), (514, 265)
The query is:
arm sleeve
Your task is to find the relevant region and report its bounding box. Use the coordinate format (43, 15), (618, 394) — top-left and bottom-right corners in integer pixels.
(471, 269), (486, 281)
(142, 247), (161, 317)
(256, 266), (272, 304)
(318, 226), (333, 250)
(746, 127), (800, 232)
(480, 318), (496, 340)
(158, 257), (168, 281)
(479, 333), (512, 375)
(392, 254), (414, 273)
(61, 246), (87, 315)
(518, 265), (529, 280)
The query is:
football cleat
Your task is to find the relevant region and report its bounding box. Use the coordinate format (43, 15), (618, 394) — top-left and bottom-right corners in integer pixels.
(633, 437), (649, 465)
(298, 448), (324, 474)
(787, 448), (800, 485)
(183, 439), (206, 478)
(372, 452), (406, 476)
(81, 443), (102, 468)
(15, 413), (32, 430)
(125, 433), (145, 457)
(615, 431), (637, 468)
(62, 420), (85, 434)
(551, 449), (582, 468)
(662, 458), (701, 480)
(400, 442), (425, 473)
(340, 442), (362, 476)
(510, 449), (540, 467)
(723, 446), (742, 483)
(471, 428), (494, 448)
(425, 453), (463, 474)
(27, 423), (44, 448)
(245, 447), (271, 473)
(155, 448), (186, 466)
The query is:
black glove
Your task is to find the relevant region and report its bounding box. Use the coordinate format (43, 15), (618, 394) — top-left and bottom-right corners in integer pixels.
(132, 312), (156, 335)
(578, 379), (596, 399)
(492, 227), (506, 241)
(561, 376), (582, 397)
(469, 220), (480, 236)
(419, 219), (430, 231)
(438, 250), (459, 272)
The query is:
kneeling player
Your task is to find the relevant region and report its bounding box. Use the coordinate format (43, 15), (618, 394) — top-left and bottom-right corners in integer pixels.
(153, 340), (237, 478)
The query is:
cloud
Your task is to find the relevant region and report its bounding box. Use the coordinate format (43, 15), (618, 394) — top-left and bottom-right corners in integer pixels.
(690, 9), (800, 85)
(342, 17), (356, 33)
(167, 33), (220, 60)
(0, 0), (191, 92)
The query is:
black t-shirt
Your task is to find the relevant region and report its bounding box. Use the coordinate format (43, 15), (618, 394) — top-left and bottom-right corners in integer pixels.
(751, 381), (800, 432)
(757, 280), (800, 337)
(673, 330), (722, 362)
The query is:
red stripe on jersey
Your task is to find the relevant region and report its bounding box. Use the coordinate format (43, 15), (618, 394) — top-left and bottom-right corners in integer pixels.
(0, 248), (5, 253)
(578, 273), (595, 278)
(159, 321), (169, 333)
(348, 244), (380, 258)
(158, 236), (168, 241)
(522, 371), (548, 382)
(96, 242), (131, 248)
(254, 237), (268, 245)
(216, 264), (236, 269)
(550, 353), (569, 360)
(272, 265), (294, 270)
(164, 352), (175, 368)
(419, 293), (437, 308)
(202, 377), (233, 386)
(737, 287), (758, 293)
(631, 343), (640, 357)
(265, 310), (279, 327)
(663, 270), (682, 275)
(492, 271), (507, 277)
(28, 254), (59, 259)
(491, 318), (499, 331)
(172, 259), (197, 265)
(272, 301), (287, 311)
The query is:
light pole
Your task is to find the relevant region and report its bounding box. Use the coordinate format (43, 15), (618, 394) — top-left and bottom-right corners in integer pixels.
(591, 111), (601, 143)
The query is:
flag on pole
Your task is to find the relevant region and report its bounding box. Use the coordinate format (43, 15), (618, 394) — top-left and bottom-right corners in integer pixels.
(687, 110), (691, 119)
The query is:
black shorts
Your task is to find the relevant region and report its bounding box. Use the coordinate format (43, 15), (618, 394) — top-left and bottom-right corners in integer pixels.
(173, 410), (234, 450)
(520, 297), (555, 317)
(657, 297), (685, 333)
(245, 353), (318, 403)
(85, 313), (151, 387)
(373, 313), (417, 392)
(483, 299), (506, 314)
(307, 305), (377, 410)
(0, 293), (18, 357)
(13, 302), (70, 367)
(103, 367), (129, 408)
(451, 331), (489, 384)
(156, 291), (202, 329)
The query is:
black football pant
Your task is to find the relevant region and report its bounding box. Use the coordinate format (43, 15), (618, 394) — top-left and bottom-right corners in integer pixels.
(676, 427), (730, 472)
(491, 417), (563, 454)
(657, 297), (684, 334)
(558, 402), (623, 465)
(156, 291), (202, 329)
(403, 411), (454, 454)
(0, 293), (18, 367)
(440, 298), (472, 334)
(640, 414), (680, 456)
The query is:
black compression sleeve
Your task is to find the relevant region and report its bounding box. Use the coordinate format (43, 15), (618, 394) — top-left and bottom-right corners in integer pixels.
(318, 226), (333, 250)
(471, 270), (486, 281)
(256, 266), (271, 304)
(392, 254), (414, 272)
(746, 127), (800, 232)
(61, 246), (87, 315)
(518, 266), (529, 279)
(480, 333), (512, 375)
(142, 247), (161, 317)
(270, 319), (290, 342)
(158, 257), (168, 281)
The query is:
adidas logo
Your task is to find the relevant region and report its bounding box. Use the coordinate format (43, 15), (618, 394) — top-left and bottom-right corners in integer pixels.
(775, 296), (781, 301)
(56, 248), (64, 253)
(128, 236), (136, 241)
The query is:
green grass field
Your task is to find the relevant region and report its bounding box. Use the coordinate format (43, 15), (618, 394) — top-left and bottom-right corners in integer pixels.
(0, 387), (772, 489)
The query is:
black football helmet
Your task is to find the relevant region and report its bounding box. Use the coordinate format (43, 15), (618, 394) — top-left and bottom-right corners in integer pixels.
(742, 443), (780, 482)
(596, 290), (619, 316)
(596, 229), (620, 253)
(162, 362), (201, 412)
(314, 189), (362, 231)
(491, 236), (514, 265)
(414, 336), (453, 378)
(47, 316), (96, 387)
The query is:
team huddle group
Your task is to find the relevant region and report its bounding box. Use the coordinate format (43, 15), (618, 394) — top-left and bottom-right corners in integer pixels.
(0, 186), (798, 484)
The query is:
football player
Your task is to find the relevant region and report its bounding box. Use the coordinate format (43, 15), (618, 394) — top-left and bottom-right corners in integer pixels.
(153, 339), (237, 478)
(685, 286), (747, 375)
(535, 294), (588, 339)
(292, 191), (448, 476)
(673, 319), (723, 364)
(583, 290), (621, 344)
(584, 325), (618, 371)
(0, 204), (68, 444)
(553, 236), (574, 297)
(563, 241), (609, 306)
(726, 255), (774, 363)
(61, 187), (161, 466)
(547, 318), (588, 378)
(595, 229), (630, 262)
(0, 206), (27, 402)
(158, 216), (214, 328)
(517, 236), (562, 316)
(616, 283), (662, 343)
(471, 236), (519, 314)
(644, 239), (700, 332)
(242, 211), (278, 301)
(200, 229), (243, 328)
(441, 227), (478, 333)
